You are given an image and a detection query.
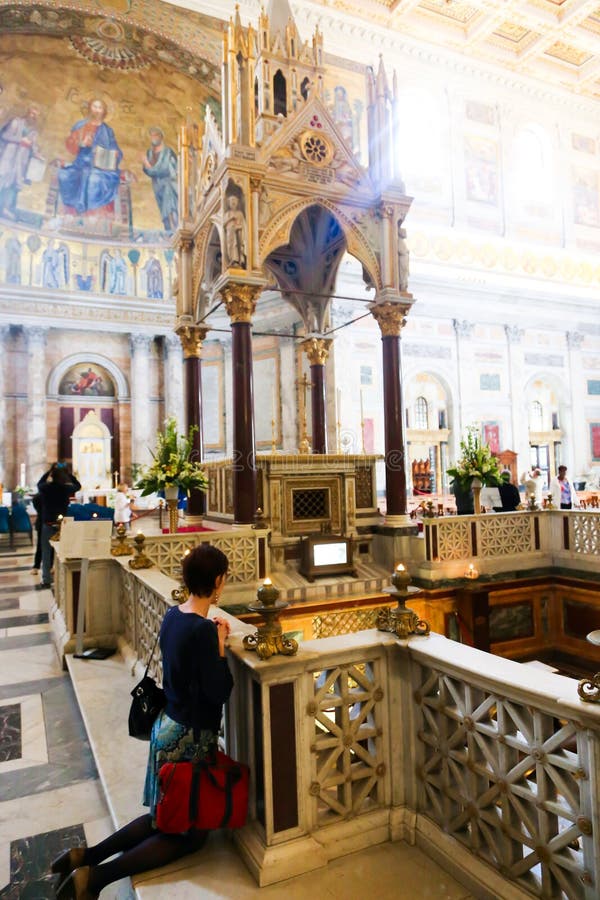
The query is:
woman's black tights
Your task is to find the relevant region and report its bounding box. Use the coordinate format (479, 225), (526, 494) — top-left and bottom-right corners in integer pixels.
(80, 814), (206, 894)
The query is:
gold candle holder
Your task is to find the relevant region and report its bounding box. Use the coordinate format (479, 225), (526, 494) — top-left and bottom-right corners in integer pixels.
(128, 532), (153, 569)
(111, 522), (133, 556)
(167, 498), (179, 534)
(49, 514), (64, 543)
(171, 548), (190, 603)
(545, 493), (554, 510)
(243, 578), (298, 660)
(377, 564), (431, 639)
(464, 563), (479, 580)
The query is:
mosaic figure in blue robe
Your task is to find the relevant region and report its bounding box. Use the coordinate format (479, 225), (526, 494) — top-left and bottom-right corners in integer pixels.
(58, 99), (122, 216)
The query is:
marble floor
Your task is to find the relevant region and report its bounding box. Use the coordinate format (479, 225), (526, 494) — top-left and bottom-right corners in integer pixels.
(0, 546), (131, 899)
(0, 546), (475, 899)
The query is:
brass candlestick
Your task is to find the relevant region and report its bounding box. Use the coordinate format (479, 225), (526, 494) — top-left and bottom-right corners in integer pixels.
(50, 514), (64, 543)
(171, 548), (190, 603)
(111, 522), (133, 556)
(167, 498), (179, 534)
(243, 578), (298, 660)
(377, 564), (431, 639)
(128, 532), (153, 569)
(545, 493), (554, 510)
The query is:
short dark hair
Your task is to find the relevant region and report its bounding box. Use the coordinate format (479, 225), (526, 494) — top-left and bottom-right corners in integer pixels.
(182, 544), (228, 597)
(558, 465), (567, 473)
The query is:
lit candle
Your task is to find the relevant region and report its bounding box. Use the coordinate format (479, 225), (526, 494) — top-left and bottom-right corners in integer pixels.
(263, 577), (272, 586)
(396, 563), (405, 572)
(19, 463), (26, 487)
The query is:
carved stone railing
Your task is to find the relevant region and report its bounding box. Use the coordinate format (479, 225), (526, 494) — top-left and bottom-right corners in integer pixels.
(225, 628), (600, 895)
(141, 527), (269, 588)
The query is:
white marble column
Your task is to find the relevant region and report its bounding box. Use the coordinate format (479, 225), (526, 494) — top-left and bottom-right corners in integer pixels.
(130, 334), (154, 467)
(0, 325), (10, 485)
(566, 331), (585, 475)
(505, 325), (529, 468)
(26, 326), (48, 486)
(163, 333), (184, 425)
(452, 319), (474, 445)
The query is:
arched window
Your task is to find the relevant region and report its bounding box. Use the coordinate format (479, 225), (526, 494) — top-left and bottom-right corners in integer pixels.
(530, 400), (543, 431)
(414, 396), (428, 430)
(273, 70), (287, 116)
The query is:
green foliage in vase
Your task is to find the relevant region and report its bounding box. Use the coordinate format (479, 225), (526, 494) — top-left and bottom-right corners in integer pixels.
(134, 417), (208, 497)
(446, 425), (503, 490)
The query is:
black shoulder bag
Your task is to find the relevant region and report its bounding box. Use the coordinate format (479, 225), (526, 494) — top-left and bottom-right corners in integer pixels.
(128, 632), (166, 741)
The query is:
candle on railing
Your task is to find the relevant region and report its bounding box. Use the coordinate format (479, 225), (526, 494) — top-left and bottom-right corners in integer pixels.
(465, 563), (479, 579)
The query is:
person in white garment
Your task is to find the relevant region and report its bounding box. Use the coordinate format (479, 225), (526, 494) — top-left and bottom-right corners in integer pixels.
(521, 467), (544, 507)
(114, 483), (133, 528)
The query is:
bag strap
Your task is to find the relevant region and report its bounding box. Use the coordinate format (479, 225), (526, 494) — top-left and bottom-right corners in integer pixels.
(143, 630), (161, 678)
(189, 759), (243, 828)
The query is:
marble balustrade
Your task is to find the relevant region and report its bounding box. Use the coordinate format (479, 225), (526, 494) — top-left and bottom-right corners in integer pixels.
(50, 536), (600, 893)
(420, 510), (600, 581)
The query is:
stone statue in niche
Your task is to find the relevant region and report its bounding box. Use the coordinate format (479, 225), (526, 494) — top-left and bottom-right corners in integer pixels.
(223, 191), (247, 268)
(398, 223), (409, 292)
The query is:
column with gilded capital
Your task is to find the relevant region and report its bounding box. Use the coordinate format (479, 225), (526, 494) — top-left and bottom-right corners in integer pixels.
(0, 326), (10, 484)
(301, 337), (332, 454)
(26, 327), (48, 485)
(370, 300), (410, 520)
(176, 325), (210, 519)
(222, 285), (261, 524)
(130, 334), (154, 468)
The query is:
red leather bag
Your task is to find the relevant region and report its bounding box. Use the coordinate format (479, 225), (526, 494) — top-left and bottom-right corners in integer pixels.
(156, 751), (249, 833)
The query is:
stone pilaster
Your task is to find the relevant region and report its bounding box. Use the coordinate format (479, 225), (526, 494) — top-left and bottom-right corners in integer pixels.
(452, 319), (475, 441)
(0, 325), (10, 485)
(566, 331), (585, 475)
(504, 325), (528, 469)
(130, 334), (154, 467)
(163, 332), (184, 424)
(25, 327), (48, 486)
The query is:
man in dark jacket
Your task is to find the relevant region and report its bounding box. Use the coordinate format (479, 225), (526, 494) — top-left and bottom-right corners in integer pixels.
(498, 471), (521, 512)
(36, 463), (81, 590)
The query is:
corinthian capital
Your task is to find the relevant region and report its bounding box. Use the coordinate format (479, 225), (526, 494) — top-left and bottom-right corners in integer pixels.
(176, 324), (210, 358)
(370, 301), (409, 337)
(221, 284), (261, 324)
(130, 333), (153, 353)
(567, 331), (584, 349)
(301, 336), (332, 366)
(453, 319), (474, 339)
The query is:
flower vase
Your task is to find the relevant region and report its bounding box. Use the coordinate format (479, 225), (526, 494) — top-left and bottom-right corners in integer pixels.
(452, 482), (474, 516)
(164, 484), (179, 533)
(471, 477), (482, 515)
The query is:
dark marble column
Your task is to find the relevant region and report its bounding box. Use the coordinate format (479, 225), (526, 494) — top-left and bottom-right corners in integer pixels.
(302, 337), (331, 455)
(371, 301), (409, 521)
(222, 285), (261, 524)
(176, 325), (209, 520)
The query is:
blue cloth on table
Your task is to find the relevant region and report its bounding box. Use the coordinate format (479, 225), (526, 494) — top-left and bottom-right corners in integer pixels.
(11, 501), (32, 535)
(0, 507), (9, 534)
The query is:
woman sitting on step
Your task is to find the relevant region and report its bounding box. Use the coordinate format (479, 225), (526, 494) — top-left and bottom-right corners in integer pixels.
(52, 543), (233, 899)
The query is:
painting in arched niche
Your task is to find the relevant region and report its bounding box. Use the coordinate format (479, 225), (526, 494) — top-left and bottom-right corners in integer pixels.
(58, 362), (115, 398)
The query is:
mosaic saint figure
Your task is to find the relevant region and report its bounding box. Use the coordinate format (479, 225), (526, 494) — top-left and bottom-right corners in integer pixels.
(142, 127), (178, 231)
(41, 239), (69, 289)
(58, 98), (122, 217)
(0, 105), (42, 219)
(5, 235), (22, 285)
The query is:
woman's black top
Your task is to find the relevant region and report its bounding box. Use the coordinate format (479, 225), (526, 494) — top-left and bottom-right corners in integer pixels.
(160, 606), (234, 736)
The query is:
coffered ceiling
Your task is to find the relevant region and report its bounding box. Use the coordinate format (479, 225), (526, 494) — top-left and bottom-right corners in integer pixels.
(303, 0), (600, 100)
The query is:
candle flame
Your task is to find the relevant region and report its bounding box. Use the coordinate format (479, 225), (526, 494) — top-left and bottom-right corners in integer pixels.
(395, 563), (405, 572)
(263, 577), (272, 586)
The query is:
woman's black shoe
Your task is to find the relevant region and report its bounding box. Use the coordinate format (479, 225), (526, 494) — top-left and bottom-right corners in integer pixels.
(55, 866), (98, 900)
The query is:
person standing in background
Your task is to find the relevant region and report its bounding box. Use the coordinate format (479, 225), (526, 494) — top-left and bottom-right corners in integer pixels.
(550, 465), (580, 510)
(36, 463), (81, 590)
